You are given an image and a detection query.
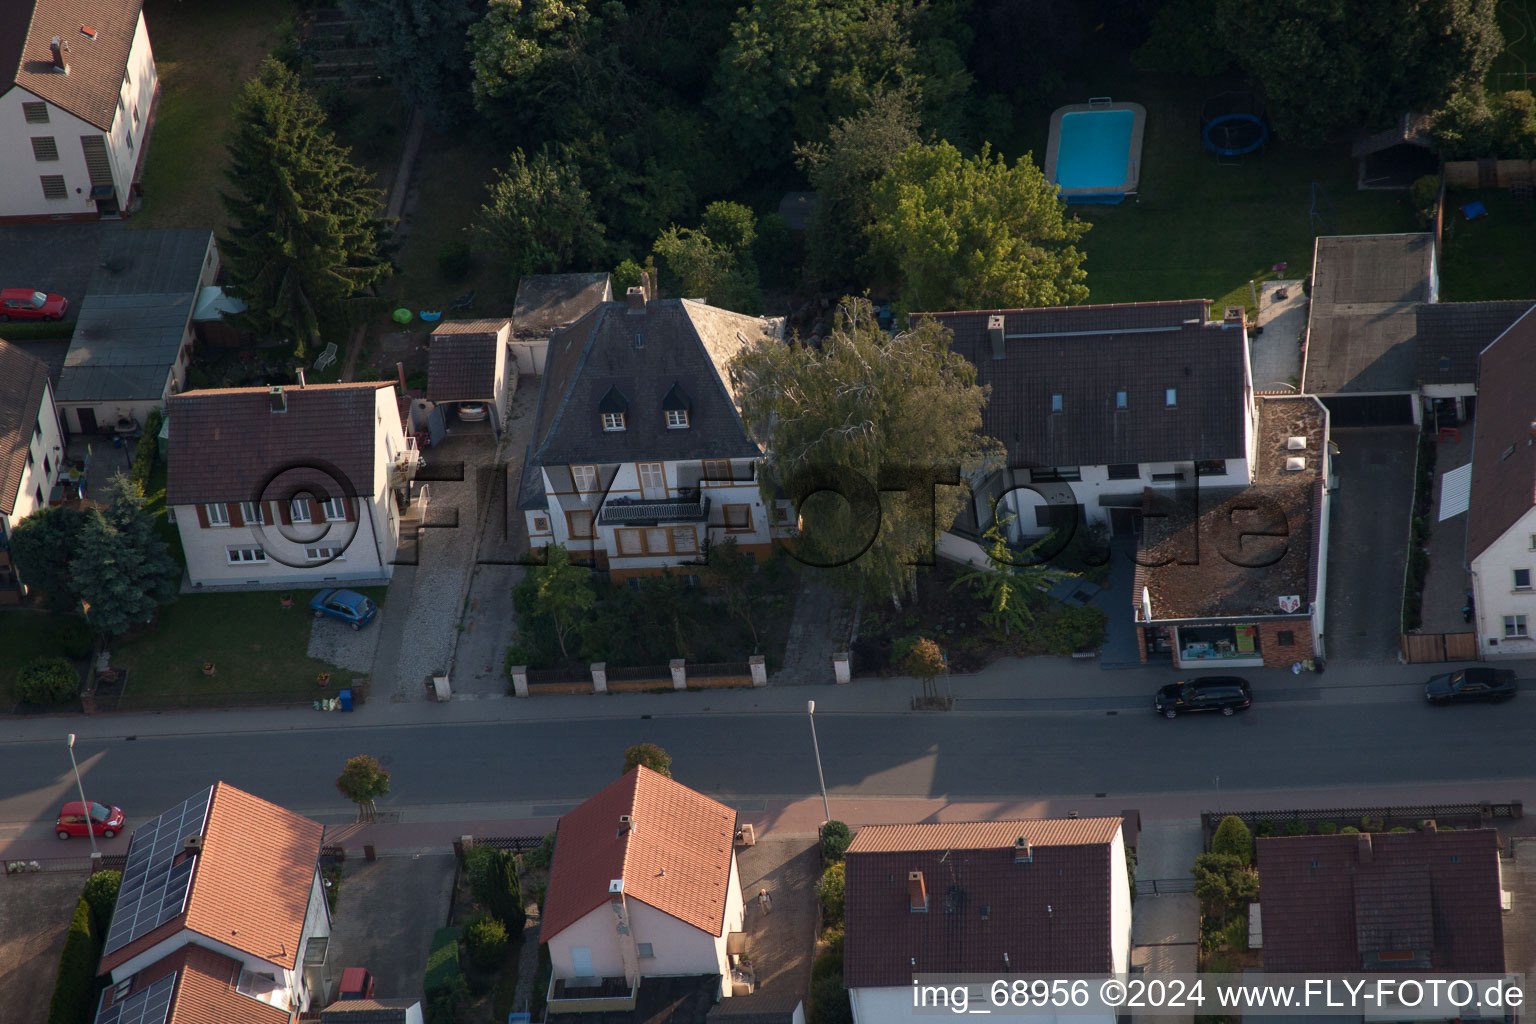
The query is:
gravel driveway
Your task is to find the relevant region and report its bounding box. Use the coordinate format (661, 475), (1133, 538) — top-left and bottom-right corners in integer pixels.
(306, 616), (383, 674)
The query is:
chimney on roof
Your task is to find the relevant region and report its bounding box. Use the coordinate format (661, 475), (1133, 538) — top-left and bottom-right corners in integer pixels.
(1358, 832), (1373, 864)
(1422, 819), (1437, 833)
(184, 834), (203, 853)
(1014, 836), (1033, 863)
(908, 870), (927, 912)
(1223, 305), (1244, 326)
(618, 814), (634, 833)
(296, 368), (307, 389)
(50, 37), (68, 74)
(627, 286), (646, 313)
(988, 315), (1006, 360)
(268, 385), (286, 413)
(397, 362), (408, 392)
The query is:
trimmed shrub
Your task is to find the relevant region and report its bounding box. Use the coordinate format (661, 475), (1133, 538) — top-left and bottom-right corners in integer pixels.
(438, 240), (472, 282)
(47, 896), (97, 1024)
(129, 410), (162, 491)
(83, 871), (122, 935)
(817, 862), (846, 927)
(819, 924), (844, 958)
(18, 656), (80, 705)
(464, 846), (525, 933)
(425, 974), (469, 1024)
(1390, 826), (1412, 833)
(1341, 826), (1361, 834)
(523, 830), (557, 871)
(1256, 820), (1276, 838)
(1318, 822), (1339, 835)
(1037, 605), (1108, 654)
(811, 969), (853, 1024)
(464, 913), (509, 971)
(1282, 818), (1307, 837)
(1210, 816), (1254, 866)
(820, 820), (852, 863)
(425, 927), (462, 998)
(812, 950), (843, 985)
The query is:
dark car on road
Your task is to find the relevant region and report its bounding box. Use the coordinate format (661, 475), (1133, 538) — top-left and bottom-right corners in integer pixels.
(1155, 677), (1252, 718)
(310, 589), (378, 630)
(1424, 667), (1517, 705)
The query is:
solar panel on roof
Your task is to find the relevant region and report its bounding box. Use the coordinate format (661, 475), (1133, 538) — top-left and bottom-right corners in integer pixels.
(102, 786), (213, 957)
(95, 973), (175, 1024)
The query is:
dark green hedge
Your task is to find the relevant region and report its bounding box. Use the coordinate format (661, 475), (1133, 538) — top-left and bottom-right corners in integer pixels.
(47, 896), (98, 1024)
(129, 410), (162, 492)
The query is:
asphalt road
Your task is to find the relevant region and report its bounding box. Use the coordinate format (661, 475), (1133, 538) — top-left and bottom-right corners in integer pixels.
(2, 689), (1533, 839)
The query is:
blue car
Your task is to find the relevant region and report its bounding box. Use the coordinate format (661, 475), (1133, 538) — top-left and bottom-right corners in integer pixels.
(310, 589), (378, 630)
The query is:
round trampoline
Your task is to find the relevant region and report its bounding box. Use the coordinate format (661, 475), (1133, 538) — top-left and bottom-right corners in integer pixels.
(1201, 92), (1269, 156)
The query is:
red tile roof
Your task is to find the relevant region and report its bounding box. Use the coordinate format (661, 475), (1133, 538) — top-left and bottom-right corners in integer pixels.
(100, 781), (324, 974)
(1256, 830), (1504, 972)
(166, 382), (395, 506)
(1467, 306), (1536, 561)
(0, 338), (50, 515)
(96, 944), (290, 1024)
(5, 0), (145, 131)
(843, 819), (1123, 986)
(427, 321), (503, 402)
(543, 767), (738, 939)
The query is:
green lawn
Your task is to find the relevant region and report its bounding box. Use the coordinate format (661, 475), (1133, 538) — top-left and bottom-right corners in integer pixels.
(1058, 74), (1416, 311)
(133, 0), (293, 232)
(110, 587), (385, 707)
(0, 612), (89, 707)
(1439, 188), (1536, 300)
(1488, 0), (1536, 93)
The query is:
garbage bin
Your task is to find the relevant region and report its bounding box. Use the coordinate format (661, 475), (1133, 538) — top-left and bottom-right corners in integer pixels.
(338, 688), (354, 712)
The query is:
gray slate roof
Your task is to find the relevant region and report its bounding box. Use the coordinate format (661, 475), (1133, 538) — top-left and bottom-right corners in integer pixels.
(1415, 301), (1531, 388)
(0, 338), (51, 514)
(57, 230), (213, 403)
(914, 302), (1246, 467)
(517, 298), (781, 510)
(1302, 233), (1434, 395)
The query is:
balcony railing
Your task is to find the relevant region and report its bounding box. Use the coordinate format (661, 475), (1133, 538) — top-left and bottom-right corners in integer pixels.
(598, 492), (710, 526)
(548, 974), (638, 1013)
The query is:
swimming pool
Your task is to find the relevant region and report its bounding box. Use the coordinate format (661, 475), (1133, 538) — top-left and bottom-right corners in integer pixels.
(1044, 100), (1146, 205)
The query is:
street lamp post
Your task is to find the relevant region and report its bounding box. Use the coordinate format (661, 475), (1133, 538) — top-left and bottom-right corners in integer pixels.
(807, 700), (831, 824)
(66, 733), (98, 857)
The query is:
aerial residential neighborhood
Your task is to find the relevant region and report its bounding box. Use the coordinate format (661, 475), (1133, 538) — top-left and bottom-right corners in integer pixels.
(4, 0), (1536, 1023)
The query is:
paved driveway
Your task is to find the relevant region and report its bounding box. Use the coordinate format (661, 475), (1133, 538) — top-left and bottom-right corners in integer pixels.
(0, 224), (119, 323)
(0, 870), (91, 1024)
(1323, 427), (1417, 663)
(324, 854), (456, 1002)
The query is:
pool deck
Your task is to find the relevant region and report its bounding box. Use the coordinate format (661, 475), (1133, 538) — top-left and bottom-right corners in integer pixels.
(1045, 100), (1146, 201)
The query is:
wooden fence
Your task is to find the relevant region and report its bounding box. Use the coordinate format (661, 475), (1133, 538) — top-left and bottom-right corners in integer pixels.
(1445, 159), (1536, 189)
(1400, 632), (1479, 663)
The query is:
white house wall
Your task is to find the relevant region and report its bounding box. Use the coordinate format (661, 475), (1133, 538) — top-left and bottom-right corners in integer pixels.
(1108, 830), (1131, 975)
(628, 897), (730, 981)
(1001, 460), (1250, 538)
(2, 379), (65, 555)
(1470, 506), (1536, 659)
(0, 12), (157, 220)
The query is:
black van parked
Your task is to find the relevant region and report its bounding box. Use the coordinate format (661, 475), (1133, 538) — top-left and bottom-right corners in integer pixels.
(1154, 677), (1252, 718)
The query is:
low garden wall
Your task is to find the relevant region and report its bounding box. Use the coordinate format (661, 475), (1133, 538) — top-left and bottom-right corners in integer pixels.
(511, 658), (763, 696)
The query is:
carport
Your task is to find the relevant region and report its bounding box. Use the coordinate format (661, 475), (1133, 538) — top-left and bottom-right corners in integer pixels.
(426, 318), (514, 438)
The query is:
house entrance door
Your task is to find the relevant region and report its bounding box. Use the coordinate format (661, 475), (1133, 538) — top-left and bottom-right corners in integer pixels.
(570, 947), (595, 978)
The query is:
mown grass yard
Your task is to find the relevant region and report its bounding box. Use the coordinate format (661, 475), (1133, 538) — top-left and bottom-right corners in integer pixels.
(111, 587), (384, 707)
(133, 0), (293, 233)
(0, 611), (90, 708)
(1438, 187), (1536, 300)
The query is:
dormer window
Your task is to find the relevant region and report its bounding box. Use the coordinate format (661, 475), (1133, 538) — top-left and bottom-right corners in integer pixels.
(663, 382), (692, 430)
(1050, 394), (1063, 413)
(1116, 390), (1128, 409)
(1165, 388), (1177, 407)
(599, 385), (629, 432)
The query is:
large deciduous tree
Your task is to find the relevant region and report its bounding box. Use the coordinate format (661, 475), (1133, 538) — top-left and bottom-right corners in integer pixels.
(1216, 0), (1501, 147)
(9, 504), (89, 610)
(339, 0), (481, 122)
(527, 544), (596, 661)
(476, 147), (604, 277)
(71, 475), (179, 640)
(870, 141), (1089, 313)
(652, 201), (761, 313)
(623, 743), (673, 777)
(731, 297), (1004, 606)
(221, 58), (392, 357)
(336, 754), (391, 821)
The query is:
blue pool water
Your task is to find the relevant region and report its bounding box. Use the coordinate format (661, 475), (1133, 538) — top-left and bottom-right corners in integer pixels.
(1055, 109), (1135, 190)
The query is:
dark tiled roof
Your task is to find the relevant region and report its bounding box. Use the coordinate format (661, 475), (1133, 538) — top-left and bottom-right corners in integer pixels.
(706, 990), (804, 1022)
(914, 304), (1244, 467)
(321, 999), (421, 1023)
(1135, 396), (1328, 621)
(513, 273), (612, 335)
(7, 0), (145, 130)
(427, 322), (502, 402)
(1416, 301), (1532, 388)
(1303, 234), (1434, 395)
(1467, 306), (1536, 560)
(165, 383), (394, 506)
(0, 339), (50, 515)
(528, 298), (779, 468)
(843, 819), (1121, 987)
(1256, 830), (1504, 973)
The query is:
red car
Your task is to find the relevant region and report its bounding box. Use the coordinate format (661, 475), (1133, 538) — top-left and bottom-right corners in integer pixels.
(337, 968), (375, 1001)
(56, 801), (124, 840)
(0, 288), (68, 321)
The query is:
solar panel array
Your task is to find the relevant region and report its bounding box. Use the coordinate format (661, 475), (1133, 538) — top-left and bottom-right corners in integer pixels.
(103, 786), (214, 957)
(95, 973), (176, 1024)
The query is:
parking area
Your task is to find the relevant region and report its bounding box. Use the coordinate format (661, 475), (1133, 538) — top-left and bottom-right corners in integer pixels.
(1323, 427), (1418, 663)
(0, 224), (117, 323)
(0, 871), (91, 1024)
(323, 854), (456, 1002)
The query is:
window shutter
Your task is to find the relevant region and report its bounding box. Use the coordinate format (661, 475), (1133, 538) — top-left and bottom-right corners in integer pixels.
(310, 499), (324, 524)
(278, 500), (292, 525)
(195, 504), (209, 528)
(229, 503), (244, 528)
(344, 496), (356, 523)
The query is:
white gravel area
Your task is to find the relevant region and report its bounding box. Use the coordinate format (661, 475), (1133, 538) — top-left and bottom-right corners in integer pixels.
(381, 434), (500, 700)
(306, 614), (383, 673)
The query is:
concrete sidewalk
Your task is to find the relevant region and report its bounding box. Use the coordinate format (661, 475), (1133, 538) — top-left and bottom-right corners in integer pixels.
(15, 653), (1536, 745)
